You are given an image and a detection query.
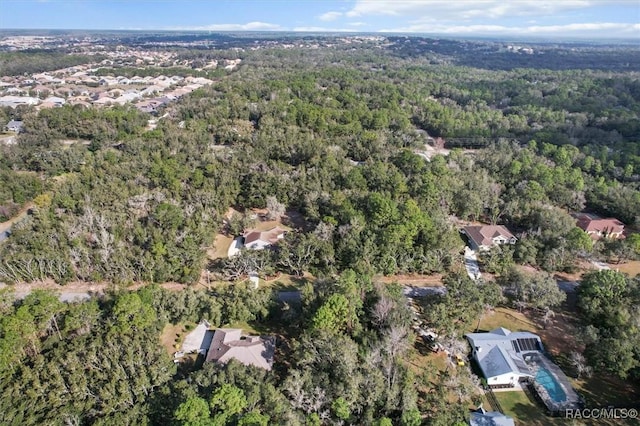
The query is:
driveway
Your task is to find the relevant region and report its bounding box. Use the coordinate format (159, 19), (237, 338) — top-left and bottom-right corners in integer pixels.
(464, 247), (481, 280)
(227, 237), (243, 257)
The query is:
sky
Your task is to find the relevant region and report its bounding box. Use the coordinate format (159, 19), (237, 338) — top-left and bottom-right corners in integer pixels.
(0, 0), (639, 39)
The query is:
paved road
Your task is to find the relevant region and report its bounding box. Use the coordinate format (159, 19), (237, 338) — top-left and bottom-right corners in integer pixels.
(557, 281), (579, 293)
(2, 281), (444, 304)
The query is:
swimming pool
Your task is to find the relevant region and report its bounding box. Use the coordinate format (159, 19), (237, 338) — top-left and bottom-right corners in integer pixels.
(535, 364), (567, 403)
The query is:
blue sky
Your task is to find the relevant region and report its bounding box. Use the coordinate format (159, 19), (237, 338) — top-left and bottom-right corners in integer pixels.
(1, 0), (638, 39)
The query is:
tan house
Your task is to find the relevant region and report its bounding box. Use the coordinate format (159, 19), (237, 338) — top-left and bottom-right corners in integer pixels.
(573, 213), (624, 239)
(243, 226), (286, 250)
(462, 225), (517, 251)
(205, 329), (275, 370)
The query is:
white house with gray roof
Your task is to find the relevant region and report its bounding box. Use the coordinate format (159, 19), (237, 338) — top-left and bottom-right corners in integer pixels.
(466, 327), (542, 388)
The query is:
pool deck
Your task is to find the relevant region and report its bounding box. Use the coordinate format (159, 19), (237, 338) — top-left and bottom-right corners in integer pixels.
(528, 354), (581, 412)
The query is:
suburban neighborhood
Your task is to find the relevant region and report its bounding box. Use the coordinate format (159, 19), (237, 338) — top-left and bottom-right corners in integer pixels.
(1, 26), (640, 426)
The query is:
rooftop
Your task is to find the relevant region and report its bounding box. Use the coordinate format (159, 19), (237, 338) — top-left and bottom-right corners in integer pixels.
(205, 328), (275, 370)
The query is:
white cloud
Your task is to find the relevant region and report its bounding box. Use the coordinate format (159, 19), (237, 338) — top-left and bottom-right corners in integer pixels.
(378, 22), (639, 37)
(348, 22), (367, 27)
(318, 11), (343, 21)
(293, 26), (358, 32)
(346, 0), (632, 20)
(185, 22), (282, 31)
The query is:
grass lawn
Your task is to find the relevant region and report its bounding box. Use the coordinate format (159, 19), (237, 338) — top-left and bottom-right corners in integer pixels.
(407, 340), (448, 374)
(263, 273), (311, 290)
(208, 234), (233, 259)
(494, 391), (566, 426)
(470, 307), (539, 334)
(159, 322), (189, 355)
(572, 373), (640, 409)
(496, 389), (640, 426)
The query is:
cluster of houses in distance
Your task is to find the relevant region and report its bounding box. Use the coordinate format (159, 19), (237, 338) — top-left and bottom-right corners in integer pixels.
(0, 42), (246, 119)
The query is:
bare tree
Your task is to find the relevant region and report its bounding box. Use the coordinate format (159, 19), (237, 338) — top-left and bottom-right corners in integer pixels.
(313, 221), (334, 242)
(371, 295), (395, 328)
(266, 195), (286, 221)
(570, 351), (592, 379)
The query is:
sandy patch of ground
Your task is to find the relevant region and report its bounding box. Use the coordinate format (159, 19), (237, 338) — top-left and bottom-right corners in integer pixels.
(0, 202), (34, 234)
(208, 234), (234, 259)
(379, 273), (444, 287)
(160, 323), (187, 355)
(612, 260), (640, 277)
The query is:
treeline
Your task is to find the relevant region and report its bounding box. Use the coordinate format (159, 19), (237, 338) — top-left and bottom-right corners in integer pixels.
(0, 50), (99, 76)
(0, 272), (478, 424)
(387, 37), (640, 72)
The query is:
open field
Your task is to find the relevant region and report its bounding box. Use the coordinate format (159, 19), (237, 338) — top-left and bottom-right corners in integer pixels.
(614, 260), (640, 277)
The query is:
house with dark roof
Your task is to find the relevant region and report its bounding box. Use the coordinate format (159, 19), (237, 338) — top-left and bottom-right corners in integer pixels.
(205, 328), (275, 370)
(466, 328), (541, 388)
(462, 225), (516, 251)
(573, 213), (624, 239)
(243, 226), (286, 250)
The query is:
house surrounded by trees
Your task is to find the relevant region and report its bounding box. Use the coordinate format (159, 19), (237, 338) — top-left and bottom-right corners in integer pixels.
(466, 327), (538, 388)
(462, 225), (516, 251)
(573, 213), (625, 239)
(205, 329), (275, 370)
(243, 226), (286, 250)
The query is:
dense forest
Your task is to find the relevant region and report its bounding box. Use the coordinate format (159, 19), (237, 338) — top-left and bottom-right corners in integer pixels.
(1, 35), (639, 424)
(0, 51), (99, 76)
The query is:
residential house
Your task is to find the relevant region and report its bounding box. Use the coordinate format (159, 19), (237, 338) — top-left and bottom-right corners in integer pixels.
(573, 213), (624, 239)
(469, 407), (515, 426)
(243, 226), (286, 250)
(0, 95), (39, 108)
(205, 328), (275, 370)
(42, 96), (66, 107)
(5, 120), (23, 133)
(462, 225), (517, 251)
(465, 327), (541, 388)
(180, 320), (214, 355)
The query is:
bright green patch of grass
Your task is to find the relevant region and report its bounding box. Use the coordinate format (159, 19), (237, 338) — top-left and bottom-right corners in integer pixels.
(469, 307), (539, 334)
(494, 391), (563, 426)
